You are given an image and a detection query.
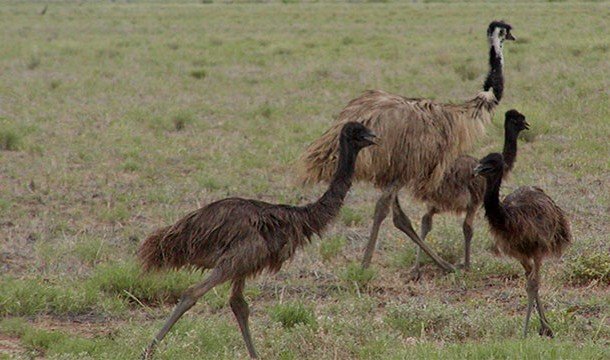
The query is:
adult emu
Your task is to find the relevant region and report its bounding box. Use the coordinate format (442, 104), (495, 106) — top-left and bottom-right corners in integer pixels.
(138, 122), (377, 359)
(474, 153), (572, 337)
(299, 21), (516, 271)
(410, 109), (529, 277)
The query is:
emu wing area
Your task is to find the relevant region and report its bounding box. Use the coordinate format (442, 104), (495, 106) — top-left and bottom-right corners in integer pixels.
(495, 187), (571, 260)
(155, 198), (310, 277)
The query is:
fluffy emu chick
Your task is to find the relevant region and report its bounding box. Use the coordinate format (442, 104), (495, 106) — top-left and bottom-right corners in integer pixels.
(474, 153), (571, 338)
(411, 109), (529, 276)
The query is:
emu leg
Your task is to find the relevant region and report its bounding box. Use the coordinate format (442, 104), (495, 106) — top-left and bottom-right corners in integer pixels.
(141, 268), (227, 360)
(533, 258), (554, 338)
(391, 197), (455, 272)
(361, 186), (396, 269)
(410, 207), (437, 280)
(521, 259), (534, 337)
(460, 208), (476, 270)
(230, 278), (258, 359)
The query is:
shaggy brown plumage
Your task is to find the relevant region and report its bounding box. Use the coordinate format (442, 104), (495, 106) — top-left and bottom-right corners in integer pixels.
(475, 153), (572, 338)
(298, 21), (516, 271)
(138, 122), (377, 359)
(411, 109), (529, 275)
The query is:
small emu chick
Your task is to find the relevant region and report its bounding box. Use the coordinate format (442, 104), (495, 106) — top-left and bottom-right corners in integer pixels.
(411, 109), (529, 276)
(138, 122), (377, 359)
(474, 153), (572, 337)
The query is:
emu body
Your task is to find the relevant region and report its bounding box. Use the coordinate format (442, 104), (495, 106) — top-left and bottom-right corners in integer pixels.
(475, 153), (572, 337)
(138, 122), (376, 359)
(411, 110), (529, 276)
(299, 21), (515, 272)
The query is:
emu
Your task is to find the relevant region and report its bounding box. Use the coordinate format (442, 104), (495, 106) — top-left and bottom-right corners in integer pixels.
(138, 122), (377, 359)
(299, 21), (516, 272)
(474, 153), (572, 337)
(410, 109), (529, 278)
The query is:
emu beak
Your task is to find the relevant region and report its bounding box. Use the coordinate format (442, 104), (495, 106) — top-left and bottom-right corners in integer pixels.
(523, 120), (530, 130)
(365, 132), (379, 146)
(506, 32), (516, 41)
(473, 164), (484, 176)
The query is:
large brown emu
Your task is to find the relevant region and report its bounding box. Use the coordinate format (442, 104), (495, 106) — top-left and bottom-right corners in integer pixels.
(410, 109), (529, 277)
(299, 21), (516, 271)
(474, 153), (572, 338)
(138, 122), (377, 359)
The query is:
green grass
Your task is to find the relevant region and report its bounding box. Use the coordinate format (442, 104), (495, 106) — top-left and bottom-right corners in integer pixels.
(269, 302), (317, 329)
(0, 1), (608, 359)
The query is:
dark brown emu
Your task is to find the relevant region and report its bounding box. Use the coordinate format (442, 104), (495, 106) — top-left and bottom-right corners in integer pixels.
(299, 21), (516, 272)
(474, 153), (572, 338)
(411, 109), (529, 277)
(138, 122), (377, 359)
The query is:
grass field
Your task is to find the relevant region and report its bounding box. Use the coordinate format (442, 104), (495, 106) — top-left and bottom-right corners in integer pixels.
(1, 1), (609, 359)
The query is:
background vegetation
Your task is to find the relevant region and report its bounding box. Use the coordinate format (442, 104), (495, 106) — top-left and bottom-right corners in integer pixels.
(1, 1), (608, 359)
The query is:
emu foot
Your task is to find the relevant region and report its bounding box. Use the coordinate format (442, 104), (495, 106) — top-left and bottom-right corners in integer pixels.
(539, 326), (554, 338)
(455, 263), (470, 271)
(141, 342), (157, 360)
(405, 266), (422, 282)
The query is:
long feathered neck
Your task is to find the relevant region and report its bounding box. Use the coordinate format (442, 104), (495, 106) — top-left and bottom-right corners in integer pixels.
(483, 31), (505, 102)
(304, 138), (357, 233)
(483, 171), (508, 231)
(502, 125), (519, 172)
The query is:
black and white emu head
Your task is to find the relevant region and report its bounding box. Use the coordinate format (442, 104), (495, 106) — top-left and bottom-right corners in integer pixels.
(487, 21), (515, 61)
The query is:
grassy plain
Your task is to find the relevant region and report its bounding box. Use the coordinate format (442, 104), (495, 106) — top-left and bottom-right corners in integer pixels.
(1, 1), (609, 359)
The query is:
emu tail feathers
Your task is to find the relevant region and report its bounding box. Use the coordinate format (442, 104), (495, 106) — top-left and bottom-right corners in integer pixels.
(137, 225), (189, 272)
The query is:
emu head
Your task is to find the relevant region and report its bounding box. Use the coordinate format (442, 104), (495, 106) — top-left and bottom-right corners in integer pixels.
(340, 122), (378, 150)
(487, 21), (515, 59)
(488, 20), (516, 43)
(505, 109), (530, 132)
(474, 153), (505, 177)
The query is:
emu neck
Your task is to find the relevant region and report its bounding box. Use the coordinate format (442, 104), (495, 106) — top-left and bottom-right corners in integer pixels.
(502, 126), (519, 172)
(483, 39), (504, 102)
(305, 139), (357, 232)
(483, 172), (508, 231)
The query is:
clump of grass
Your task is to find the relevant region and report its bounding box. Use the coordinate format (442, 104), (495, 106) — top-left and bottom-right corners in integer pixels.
(26, 54), (41, 70)
(341, 262), (376, 288)
(73, 236), (108, 266)
(340, 207), (364, 226)
(319, 234), (346, 262)
(269, 302), (317, 329)
(258, 103), (273, 119)
(0, 277), (124, 316)
(190, 69), (206, 79)
(172, 111), (195, 131)
(341, 36), (354, 45)
(0, 129), (22, 151)
(49, 79), (61, 90)
(0, 317), (28, 336)
(88, 261), (200, 305)
(565, 251), (610, 285)
(273, 47), (292, 55)
(121, 160), (139, 172)
(99, 204), (130, 223)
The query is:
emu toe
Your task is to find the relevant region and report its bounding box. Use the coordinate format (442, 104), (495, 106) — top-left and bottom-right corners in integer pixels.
(405, 266), (423, 282)
(539, 326), (554, 338)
